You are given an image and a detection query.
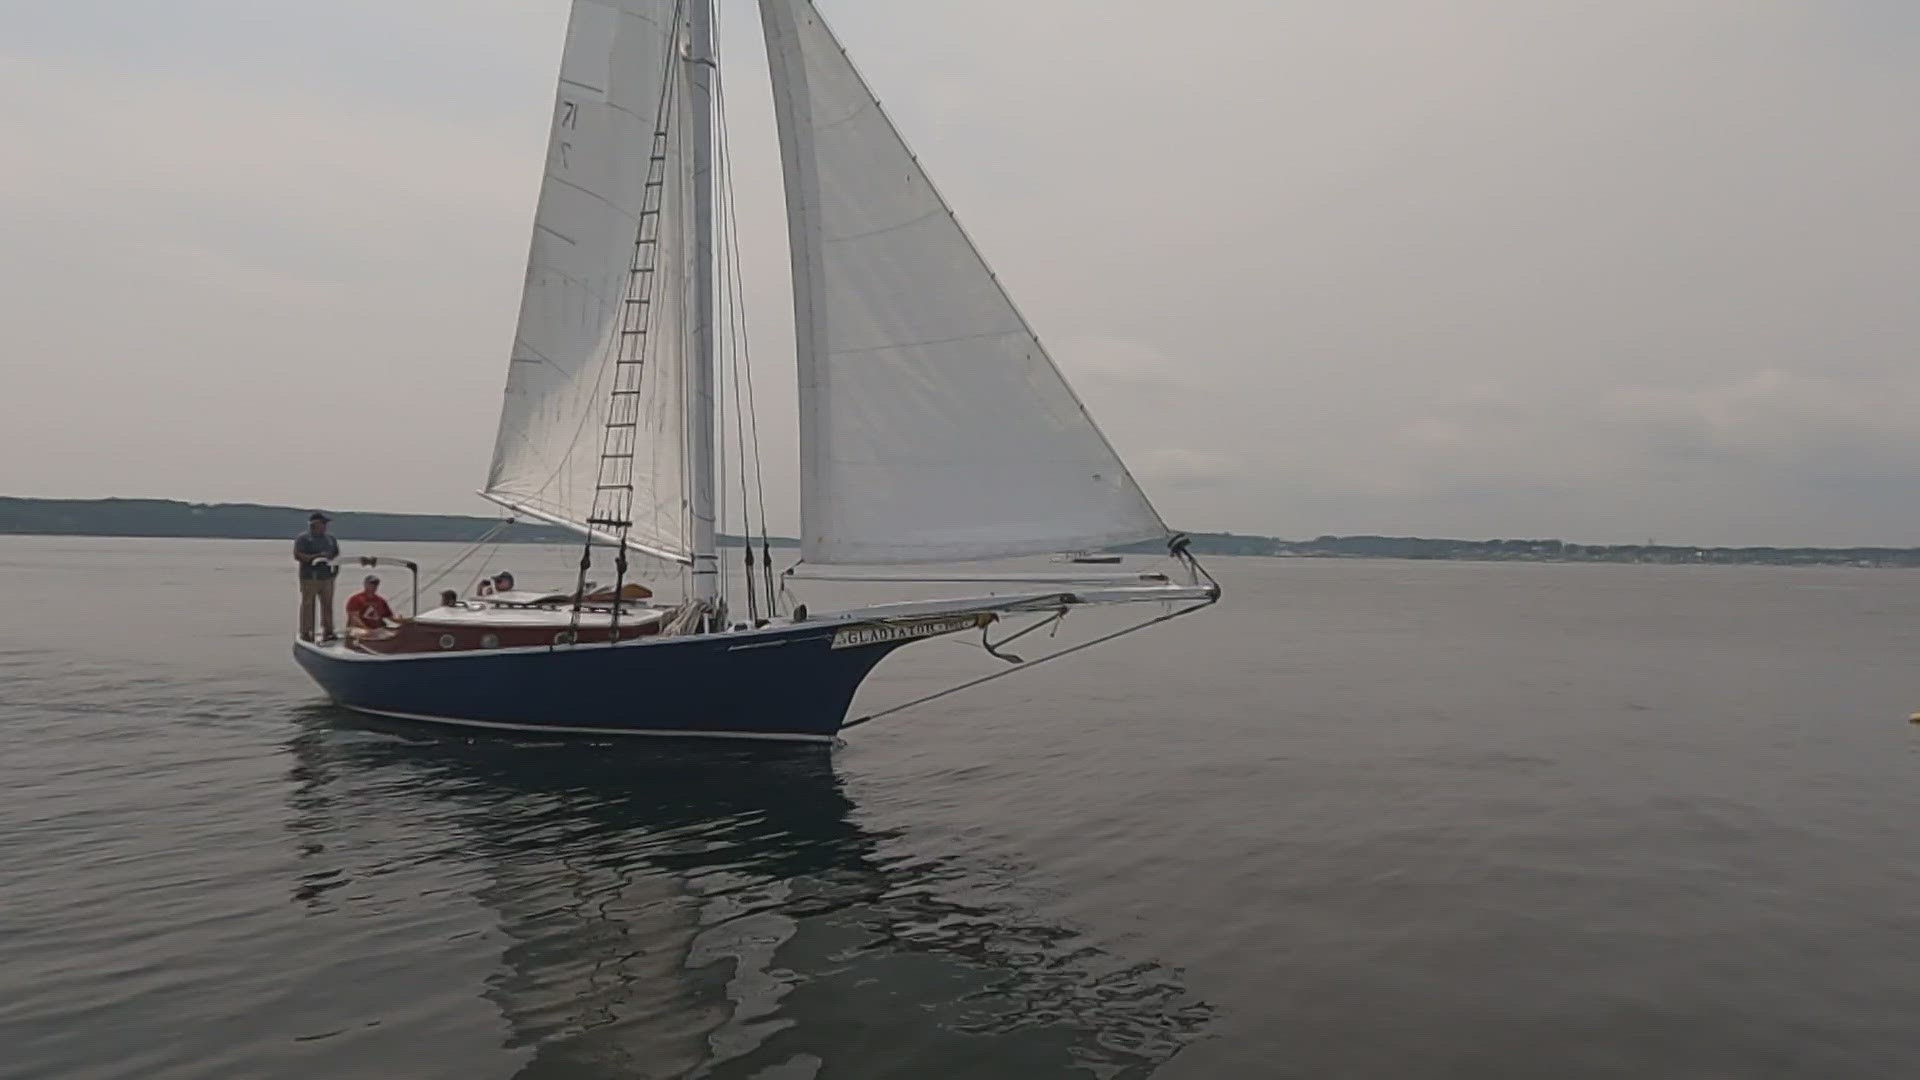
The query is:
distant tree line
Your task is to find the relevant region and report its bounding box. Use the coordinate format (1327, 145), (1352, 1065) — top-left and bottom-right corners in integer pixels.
(1120, 531), (1920, 567)
(0, 497), (799, 547)
(3, 499), (1914, 566)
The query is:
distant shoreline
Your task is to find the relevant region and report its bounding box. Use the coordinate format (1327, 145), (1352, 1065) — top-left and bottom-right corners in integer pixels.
(3, 496), (1916, 567)
(1182, 535), (1920, 568)
(0, 496), (800, 549)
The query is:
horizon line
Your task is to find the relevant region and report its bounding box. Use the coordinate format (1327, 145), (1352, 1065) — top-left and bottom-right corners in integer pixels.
(2, 493), (1916, 554)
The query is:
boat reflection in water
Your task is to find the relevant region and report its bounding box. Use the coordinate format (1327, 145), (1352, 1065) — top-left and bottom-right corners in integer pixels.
(285, 714), (1212, 1078)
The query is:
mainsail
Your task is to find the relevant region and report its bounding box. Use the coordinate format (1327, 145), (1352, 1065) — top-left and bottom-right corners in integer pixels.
(486, 0), (695, 562)
(759, 0), (1170, 565)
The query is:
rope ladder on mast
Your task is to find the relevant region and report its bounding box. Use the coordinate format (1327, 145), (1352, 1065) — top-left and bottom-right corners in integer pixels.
(571, 22), (686, 643)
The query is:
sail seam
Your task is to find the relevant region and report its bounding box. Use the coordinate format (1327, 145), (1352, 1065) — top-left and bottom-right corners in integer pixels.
(580, 0), (669, 28)
(545, 174), (644, 220)
(823, 207), (943, 244)
(826, 329), (1022, 358)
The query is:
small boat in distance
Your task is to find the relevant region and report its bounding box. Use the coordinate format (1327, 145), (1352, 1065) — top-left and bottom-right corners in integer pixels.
(1054, 551), (1125, 565)
(293, 0), (1219, 742)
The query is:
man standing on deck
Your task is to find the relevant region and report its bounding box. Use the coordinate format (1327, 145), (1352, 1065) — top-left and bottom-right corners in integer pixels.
(295, 511), (341, 642)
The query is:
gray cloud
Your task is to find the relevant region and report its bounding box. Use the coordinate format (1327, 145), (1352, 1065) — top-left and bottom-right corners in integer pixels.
(2, 1), (1916, 545)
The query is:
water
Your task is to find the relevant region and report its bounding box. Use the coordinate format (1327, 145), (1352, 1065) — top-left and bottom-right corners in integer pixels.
(4, 536), (1920, 1078)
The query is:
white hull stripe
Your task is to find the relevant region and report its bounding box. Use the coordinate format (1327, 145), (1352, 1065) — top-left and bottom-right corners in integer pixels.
(336, 705), (838, 744)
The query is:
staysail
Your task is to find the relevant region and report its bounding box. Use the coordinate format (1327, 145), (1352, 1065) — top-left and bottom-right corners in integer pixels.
(486, 0), (695, 562)
(759, 0), (1170, 565)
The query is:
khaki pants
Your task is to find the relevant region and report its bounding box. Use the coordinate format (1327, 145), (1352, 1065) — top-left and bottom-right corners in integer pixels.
(300, 576), (337, 640)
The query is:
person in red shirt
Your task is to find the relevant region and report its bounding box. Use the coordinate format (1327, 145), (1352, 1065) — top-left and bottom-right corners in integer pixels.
(345, 575), (400, 636)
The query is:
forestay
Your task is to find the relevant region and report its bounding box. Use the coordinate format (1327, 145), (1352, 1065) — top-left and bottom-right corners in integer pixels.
(759, 0), (1170, 565)
(486, 0), (695, 562)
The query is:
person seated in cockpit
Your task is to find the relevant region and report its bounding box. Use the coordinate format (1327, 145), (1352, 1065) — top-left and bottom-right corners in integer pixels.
(345, 575), (402, 638)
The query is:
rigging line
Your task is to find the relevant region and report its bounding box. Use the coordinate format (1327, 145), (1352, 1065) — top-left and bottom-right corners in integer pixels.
(629, 7), (689, 479)
(675, 37), (716, 610)
(715, 270), (730, 612)
(839, 598), (1219, 731)
(981, 607), (1069, 663)
(708, 9), (737, 613)
(701, 60), (730, 612)
(673, 61), (698, 587)
(516, 304), (616, 507)
(625, 17), (688, 452)
(427, 525), (505, 588)
(672, 0), (704, 575)
(531, 45), (688, 515)
(723, 174), (755, 619)
(710, 0), (758, 543)
(417, 519), (514, 595)
(711, 39), (742, 531)
(520, 7), (687, 512)
(713, 45), (759, 623)
(465, 540), (505, 598)
(575, 0), (690, 628)
(713, 52), (778, 615)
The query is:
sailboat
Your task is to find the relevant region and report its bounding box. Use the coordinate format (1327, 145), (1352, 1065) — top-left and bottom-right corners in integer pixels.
(293, 0), (1219, 742)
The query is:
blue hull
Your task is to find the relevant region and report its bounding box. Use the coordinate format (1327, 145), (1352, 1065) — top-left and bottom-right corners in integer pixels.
(293, 623), (902, 742)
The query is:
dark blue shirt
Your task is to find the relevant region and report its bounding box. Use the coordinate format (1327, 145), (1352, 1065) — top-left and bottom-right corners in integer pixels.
(295, 532), (340, 580)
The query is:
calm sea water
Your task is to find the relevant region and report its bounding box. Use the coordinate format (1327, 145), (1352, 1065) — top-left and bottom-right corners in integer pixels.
(4, 536), (1920, 1078)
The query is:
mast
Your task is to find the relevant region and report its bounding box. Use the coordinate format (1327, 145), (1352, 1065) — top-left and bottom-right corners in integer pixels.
(687, 0), (722, 614)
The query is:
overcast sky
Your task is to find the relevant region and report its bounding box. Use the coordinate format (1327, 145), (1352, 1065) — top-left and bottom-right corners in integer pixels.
(4, 1), (1916, 546)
